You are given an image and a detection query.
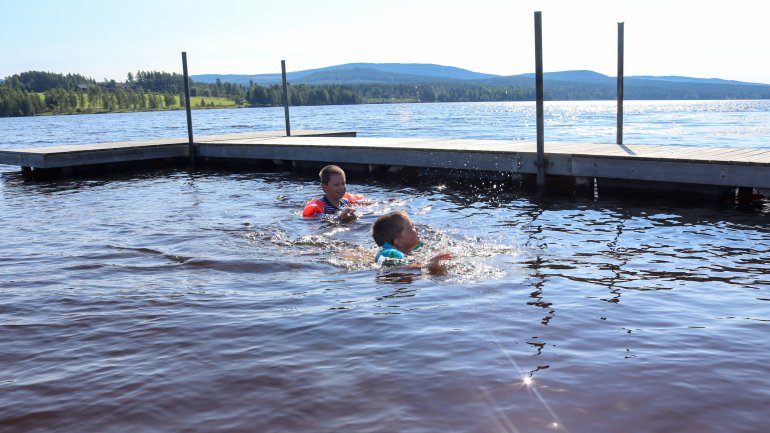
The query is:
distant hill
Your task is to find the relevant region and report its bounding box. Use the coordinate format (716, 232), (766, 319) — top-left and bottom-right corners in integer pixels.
(631, 75), (766, 86)
(4, 64), (769, 117)
(191, 62), (770, 100)
(513, 70), (612, 83)
(305, 63), (496, 81)
(191, 63), (767, 86)
(192, 62), (495, 86)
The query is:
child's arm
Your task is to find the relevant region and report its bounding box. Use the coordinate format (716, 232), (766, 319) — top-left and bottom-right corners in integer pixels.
(378, 252), (453, 274)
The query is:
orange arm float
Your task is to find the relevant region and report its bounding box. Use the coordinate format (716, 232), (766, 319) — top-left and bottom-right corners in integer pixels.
(302, 199), (325, 217)
(343, 192), (367, 204)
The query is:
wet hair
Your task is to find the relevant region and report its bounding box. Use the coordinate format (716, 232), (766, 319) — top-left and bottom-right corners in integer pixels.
(319, 165), (346, 184)
(372, 211), (409, 247)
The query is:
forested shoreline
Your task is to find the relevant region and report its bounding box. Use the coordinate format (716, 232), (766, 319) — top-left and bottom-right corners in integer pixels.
(0, 71), (245, 117)
(0, 70), (537, 117)
(1, 69), (769, 118)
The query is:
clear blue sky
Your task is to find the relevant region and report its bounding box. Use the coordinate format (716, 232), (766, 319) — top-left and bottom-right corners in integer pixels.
(3, 0), (769, 84)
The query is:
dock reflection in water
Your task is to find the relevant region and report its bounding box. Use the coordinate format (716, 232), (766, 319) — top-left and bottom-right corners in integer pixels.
(1, 167), (768, 433)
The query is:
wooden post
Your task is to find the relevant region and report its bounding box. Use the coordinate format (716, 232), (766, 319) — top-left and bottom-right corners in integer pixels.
(281, 60), (291, 136)
(617, 22), (624, 145)
(534, 11), (545, 193)
(182, 52), (195, 165)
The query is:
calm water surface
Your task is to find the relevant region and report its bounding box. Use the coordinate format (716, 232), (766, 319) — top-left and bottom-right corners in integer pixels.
(2, 99), (770, 149)
(1, 101), (769, 433)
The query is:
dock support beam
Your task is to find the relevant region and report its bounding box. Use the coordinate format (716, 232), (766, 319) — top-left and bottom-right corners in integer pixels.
(617, 22), (624, 145)
(281, 60), (291, 137)
(534, 11), (545, 194)
(182, 51), (195, 165)
(737, 186), (757, 204)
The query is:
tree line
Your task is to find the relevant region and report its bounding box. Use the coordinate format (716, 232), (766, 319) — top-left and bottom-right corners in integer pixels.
(0, 72), (613, 118)
(5, 69), (768, 118)
(0, 71), (180, 116)
(0, 70), (539, 117)
(0, 85), (185, 116)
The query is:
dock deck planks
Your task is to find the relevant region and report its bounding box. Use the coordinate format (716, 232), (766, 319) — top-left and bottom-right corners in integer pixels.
(1, 131), (769, 189)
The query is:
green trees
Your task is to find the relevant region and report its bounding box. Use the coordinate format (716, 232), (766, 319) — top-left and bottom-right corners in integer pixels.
(241, 83), (360, 107)
(133, 70), (184, 94)
(3, 71), (95, 92)
(0, 69), (549, 117)
(4, 67), (770, 118)
(44, 88), (80, 113)
(164, 93), (177, 107)
(0, 87), (45, 116)
(340, 83), (536, 103)
(0, 70), (193, 116)
(0, 68), (546, 118)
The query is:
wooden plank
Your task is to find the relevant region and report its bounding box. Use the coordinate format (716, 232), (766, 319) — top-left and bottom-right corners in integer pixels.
(195, 130), (355, 143)
(0, 130), (354, 169)
(572, 156), (770, 188)
(2, 131), (769, 189)
(198, 141), (538, 173)
(713, 149), (770, 163)
(677, 147), (758, 160)
(576, 144), (770, 165)
(631, 147), (706, 159)
(0, 142), (188, 168)
(658, 148), (770, 164)
(6, 138), (186, 154)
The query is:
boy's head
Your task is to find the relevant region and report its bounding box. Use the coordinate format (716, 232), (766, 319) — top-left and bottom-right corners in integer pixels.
(372, 211), (420, 253)
(319, 165), (347, 203)
(319, 165), (345, 185)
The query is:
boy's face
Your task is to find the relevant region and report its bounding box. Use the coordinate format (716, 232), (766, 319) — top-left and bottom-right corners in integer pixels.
(321, 173), (347, 203)
(393, 216), (420, 253)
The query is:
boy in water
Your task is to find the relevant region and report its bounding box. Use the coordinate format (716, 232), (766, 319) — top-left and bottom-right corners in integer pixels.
(303, 165), (366, 222)
(372, 210), (453, 274)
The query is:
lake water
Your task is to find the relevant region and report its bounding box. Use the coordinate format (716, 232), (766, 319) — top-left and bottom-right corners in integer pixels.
(1, 101), (769, 433)
(2, 99), (770, 150)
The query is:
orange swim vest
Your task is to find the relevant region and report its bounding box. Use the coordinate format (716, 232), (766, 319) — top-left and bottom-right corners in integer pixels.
(302, 193), (366, 217)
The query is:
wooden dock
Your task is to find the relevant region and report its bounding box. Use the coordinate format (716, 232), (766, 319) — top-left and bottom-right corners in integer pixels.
(1, 130), (769, 198)
(0, 130), (355, 170)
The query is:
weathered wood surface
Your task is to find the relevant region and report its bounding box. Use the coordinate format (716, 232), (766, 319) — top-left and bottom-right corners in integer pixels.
(0, 131), (355, 169)
(1, 131), (768, 189)
(198, 136), (770, 188)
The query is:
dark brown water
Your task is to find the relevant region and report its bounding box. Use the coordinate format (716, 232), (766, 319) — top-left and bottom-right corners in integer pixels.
(1, 167), (768, 433)
(2, 101), (769, 432)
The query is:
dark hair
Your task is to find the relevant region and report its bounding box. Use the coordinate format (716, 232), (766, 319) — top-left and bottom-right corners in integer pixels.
(372, 211), (408, 246)
(319, 165), (345, 184)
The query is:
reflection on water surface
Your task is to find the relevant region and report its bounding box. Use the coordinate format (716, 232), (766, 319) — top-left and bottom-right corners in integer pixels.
(1, 100), (769, 432)
(1, 167), (768, 433)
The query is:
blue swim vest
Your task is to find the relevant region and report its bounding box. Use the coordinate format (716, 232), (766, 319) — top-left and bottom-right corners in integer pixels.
(374, 242), (424, 267)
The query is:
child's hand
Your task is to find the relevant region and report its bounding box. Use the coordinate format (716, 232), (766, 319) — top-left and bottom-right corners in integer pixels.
(338, 207), (358, 223)
(427, 252), (453, 275)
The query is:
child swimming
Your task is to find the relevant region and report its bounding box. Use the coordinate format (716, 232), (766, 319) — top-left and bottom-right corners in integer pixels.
(302, 165), (366, 222)
(371, 210), (453, 274)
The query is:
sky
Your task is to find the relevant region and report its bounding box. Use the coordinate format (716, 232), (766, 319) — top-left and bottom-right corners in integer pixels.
(3, 0), (770, 84)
